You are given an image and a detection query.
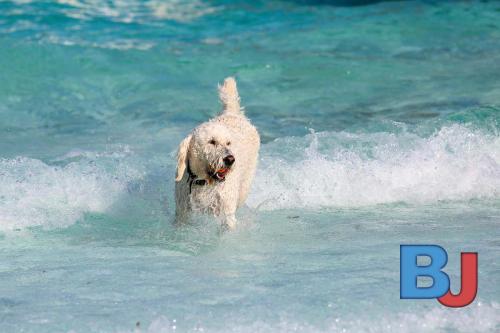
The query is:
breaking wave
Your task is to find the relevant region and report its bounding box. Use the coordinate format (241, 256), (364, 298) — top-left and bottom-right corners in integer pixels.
(0, 148), (143, 232)
(2, 122), (500, 231)
(249, 124), (500, 210)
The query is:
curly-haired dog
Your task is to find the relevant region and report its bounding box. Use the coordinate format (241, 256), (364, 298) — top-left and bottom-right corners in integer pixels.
(174, 77), (260, 229)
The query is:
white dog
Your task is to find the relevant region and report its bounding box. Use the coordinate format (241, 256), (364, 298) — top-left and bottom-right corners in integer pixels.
(174, 77), (260, 229)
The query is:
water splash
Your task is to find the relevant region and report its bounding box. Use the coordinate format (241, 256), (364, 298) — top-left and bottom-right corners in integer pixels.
(249, 124), (500, 210)
(0, 152), (143, 231)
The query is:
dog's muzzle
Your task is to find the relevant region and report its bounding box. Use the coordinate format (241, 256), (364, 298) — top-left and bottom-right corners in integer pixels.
(211, 155), (234, 181)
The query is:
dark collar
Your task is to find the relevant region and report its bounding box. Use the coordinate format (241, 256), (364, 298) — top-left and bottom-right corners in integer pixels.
(186, 160), (207, 193)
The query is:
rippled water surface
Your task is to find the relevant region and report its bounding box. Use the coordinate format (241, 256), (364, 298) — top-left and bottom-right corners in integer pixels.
(1, 1), (500, 332)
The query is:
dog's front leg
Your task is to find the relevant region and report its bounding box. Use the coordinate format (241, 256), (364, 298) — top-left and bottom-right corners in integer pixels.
(221, 213), (237, 230)
(219, 196), (238, 230)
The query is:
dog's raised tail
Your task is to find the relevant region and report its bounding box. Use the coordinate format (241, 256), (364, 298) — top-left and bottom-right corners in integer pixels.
(219, 77), (242, 115)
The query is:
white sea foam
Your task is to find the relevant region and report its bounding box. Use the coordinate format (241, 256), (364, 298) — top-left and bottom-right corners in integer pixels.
(248, 124), (500, 210)
(42, 35), (155, 51)
(131, 301), (500, 333)
(0, 153), (143, 232)
(24, 0), (218, 49)
(2, 124), (499, 231)
(55, 0), (218, 23)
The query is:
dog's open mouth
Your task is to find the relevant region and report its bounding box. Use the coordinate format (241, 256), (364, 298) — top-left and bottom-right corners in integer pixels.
(212, 168), (230, 181)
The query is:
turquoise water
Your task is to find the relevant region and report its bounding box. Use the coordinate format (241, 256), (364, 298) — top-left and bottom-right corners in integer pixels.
(1, 0), (500, 332)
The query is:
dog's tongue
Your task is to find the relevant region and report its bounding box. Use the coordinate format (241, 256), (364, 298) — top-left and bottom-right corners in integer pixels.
(215, 168), (229, 179)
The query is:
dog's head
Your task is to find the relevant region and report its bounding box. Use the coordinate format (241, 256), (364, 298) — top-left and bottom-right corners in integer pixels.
(175, 122), (235, 183)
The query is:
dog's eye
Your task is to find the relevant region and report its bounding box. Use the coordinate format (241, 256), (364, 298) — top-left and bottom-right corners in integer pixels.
(209, 139), (216, 145)
(227, 141), (231, 146)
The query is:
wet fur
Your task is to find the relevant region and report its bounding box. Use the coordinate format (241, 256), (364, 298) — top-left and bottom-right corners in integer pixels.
(174, 77), (260, 228)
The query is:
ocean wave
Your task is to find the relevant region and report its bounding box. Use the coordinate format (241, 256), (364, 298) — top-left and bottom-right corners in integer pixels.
(5, 0), (217, 24)
(0, 152), (143, 232)
(2, 123), (500, 231)
(0, 0), (218, 48)
(130, 301), (499, 333)
(248, 124), (500, 210)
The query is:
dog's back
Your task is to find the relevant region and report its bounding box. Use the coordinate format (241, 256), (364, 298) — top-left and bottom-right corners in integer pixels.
(214, 78), (260, 206)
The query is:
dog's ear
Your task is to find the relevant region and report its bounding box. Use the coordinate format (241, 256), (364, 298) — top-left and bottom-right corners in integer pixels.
(175, 134), (192, 181)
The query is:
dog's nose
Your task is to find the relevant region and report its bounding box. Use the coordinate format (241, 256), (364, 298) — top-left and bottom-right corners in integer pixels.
(223, 155), (235, 166)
